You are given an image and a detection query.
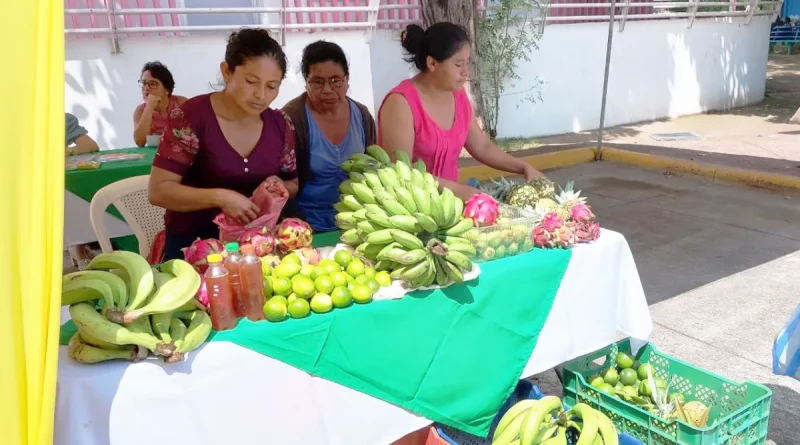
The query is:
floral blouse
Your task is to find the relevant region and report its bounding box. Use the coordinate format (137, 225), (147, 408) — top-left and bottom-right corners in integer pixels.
(152, 93), (297, 239)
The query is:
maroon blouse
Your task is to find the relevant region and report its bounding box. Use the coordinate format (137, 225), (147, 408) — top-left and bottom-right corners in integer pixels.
(153, 93), (297, 239)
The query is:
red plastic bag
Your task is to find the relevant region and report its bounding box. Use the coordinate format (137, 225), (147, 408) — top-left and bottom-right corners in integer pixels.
(213, 181), (289, 242)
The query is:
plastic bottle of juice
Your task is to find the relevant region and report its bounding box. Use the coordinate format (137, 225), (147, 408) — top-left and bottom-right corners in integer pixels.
(239, 244), (266, 321)
(204, 253), (238, 331)
(224, 242), (246, 318)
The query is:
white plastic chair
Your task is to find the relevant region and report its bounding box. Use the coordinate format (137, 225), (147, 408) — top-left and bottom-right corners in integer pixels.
(89, 175), (165, 257)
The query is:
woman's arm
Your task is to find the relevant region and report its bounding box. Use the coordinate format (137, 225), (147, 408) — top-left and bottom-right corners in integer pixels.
(71, 134), (100, 154)
(133, 95), (160, 147)
(379, 94), (481, 201)
(464, 118), (543, 182)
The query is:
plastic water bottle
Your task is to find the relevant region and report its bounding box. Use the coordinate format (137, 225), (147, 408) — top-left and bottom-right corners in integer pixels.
(204, 254), (237, 331)
(239, 244), (266, 321)
(224, 242), (246, 318)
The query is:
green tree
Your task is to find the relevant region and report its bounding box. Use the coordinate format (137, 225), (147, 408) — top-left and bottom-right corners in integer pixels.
(477, 0), (545, 139)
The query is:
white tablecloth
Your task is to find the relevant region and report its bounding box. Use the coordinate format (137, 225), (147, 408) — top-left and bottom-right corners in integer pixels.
(63, 191), (133, 249)
(55, 230), (651, 445)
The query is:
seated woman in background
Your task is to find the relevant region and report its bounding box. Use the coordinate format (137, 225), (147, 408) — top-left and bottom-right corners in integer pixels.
(66, 112), (99, 155)
(378, 23), (543, 200)
(133, 61), (188, 147)
(282, 40), (376, 232)
(148, 28), (298, 260)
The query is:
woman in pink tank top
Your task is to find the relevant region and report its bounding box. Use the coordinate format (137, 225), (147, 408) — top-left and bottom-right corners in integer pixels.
(133, 61), (188, 147)
(378, 23), (544, 200)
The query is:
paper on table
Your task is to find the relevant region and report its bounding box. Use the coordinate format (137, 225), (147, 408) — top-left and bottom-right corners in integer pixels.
(318, 243), (481, 301)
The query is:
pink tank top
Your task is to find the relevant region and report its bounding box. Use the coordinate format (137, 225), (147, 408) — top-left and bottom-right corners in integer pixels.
(136, 95), (180, 136)
(379, 79), (473, 182)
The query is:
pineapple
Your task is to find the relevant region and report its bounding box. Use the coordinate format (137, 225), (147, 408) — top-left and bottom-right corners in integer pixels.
(505, 178), (556, 210)
(554, 180), (586, 209)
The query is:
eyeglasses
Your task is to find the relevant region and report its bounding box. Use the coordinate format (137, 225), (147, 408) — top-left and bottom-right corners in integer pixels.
(138, 79), (161, 89)
(307, 77), (346, 91)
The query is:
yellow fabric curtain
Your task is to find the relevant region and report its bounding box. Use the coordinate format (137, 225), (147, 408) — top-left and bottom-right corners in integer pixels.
(0, 2), (64, 445)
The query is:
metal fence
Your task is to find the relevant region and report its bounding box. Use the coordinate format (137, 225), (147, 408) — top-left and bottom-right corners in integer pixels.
(65, 0), (784, 49)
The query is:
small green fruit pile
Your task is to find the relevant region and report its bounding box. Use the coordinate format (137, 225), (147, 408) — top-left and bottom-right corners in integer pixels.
(464, 224), (534, 262)
(260, 250), (391, 322)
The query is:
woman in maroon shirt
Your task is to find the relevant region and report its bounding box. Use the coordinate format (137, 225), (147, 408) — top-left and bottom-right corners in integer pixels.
(149, 28), (299, 260)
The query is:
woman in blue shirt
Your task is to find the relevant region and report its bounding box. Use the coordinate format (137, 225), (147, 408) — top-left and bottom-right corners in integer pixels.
(283, 41), (377, 232)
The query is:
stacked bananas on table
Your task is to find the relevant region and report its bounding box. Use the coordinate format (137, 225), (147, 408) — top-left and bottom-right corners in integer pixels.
(63, 250), (211, 364)
(335, 145), (477, 289)
(492, 396), (619, 445)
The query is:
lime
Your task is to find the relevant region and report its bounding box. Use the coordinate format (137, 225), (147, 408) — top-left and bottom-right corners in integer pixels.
(331, 287), (353, 308)
(273, 263), (301, 279)
(292, 276), (316, 299)
(346, 258), (365, 277)
(282, 253), (302, 265)
(589, 375), (605, 388)
(654, 376), (667, 389)
(320, 260), (342, 276)
(355, 275), (369, 285)
(598, 383), (616, 396)
(272, 277), (292, 296)
(375, 271), (392, 287)
(315, 275), (335, 295)
(351, 284), (373, 304)
(299, 264), (316, 277)
(287, 293), (298, 304)
(602, 368), (619, 386)
(331, 271), (349, 288)
(365, 278), (381, 295)
(334, 250), (353, 268)
(270, 295), (288, 307)
(638, 379), (653, 397)
(310, 266), (327, 281)
(616, 352), (635, 369)
(310, 293), (333, 313)
(263, 298), (287, 322)
(288, 298), (310, 318)
(263, 277), (273, 298)
(346, 274), (355, 283)
(363, 266), (377, 280)
(638, 363), (655, 381)
(614, 382), (624, 391)
(619, 368), (638, 386)
(622, 386), (639, 398)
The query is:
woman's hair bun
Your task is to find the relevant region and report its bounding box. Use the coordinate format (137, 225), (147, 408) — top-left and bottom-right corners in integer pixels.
(400, 24), (425, 57)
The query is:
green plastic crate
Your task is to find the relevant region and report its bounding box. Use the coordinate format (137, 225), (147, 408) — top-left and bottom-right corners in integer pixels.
(562, 339), (772, 445)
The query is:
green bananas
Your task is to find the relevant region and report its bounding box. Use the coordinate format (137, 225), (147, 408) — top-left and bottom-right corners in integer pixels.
(65, 250), (212, 366)
(337, 146), (477, 289)
(491, 396), (619, 445)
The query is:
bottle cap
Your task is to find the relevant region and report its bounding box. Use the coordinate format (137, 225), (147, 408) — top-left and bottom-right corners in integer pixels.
(207, 253), (222, 263)
(226, 242), (240, 252)
(241, 244), (255, 254)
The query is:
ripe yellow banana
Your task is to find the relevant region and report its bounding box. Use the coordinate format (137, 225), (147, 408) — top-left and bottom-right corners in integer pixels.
(567, 404), (600, 445)
(595, 410), (618, 445)
(69, 302), (174, 356)
(539, 426), (567, 445)
(532, 421), (560, 444)
(68, 332), (141, 364)
(108, 259), (200, 325)
(86, 251), (154, 311)
(63, 270), (128, 309)
(518, 396), (563, 445)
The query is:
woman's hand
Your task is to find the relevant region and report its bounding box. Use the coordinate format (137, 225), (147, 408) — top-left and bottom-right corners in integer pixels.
(218, 189), (260, 225)
(263, 176), (285, 188)
(145, 93), (161, 109)
(523, 164), (545, 182)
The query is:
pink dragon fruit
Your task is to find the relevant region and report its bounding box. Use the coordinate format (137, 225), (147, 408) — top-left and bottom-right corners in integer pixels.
(182, 238), (226, 273)
(569, 203), (595, 222)
(239, 226), (277, 257)
(463, 193), (500, 227)
(571, 220), (601, 243)
(196, 276), (209, 307)
(540, 212), (565, 232)
(275, 218), (313, 252)
(294, 247), (322, 265)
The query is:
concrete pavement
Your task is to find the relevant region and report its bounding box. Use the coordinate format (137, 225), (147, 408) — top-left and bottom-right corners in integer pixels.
(522, 161), (800, 444)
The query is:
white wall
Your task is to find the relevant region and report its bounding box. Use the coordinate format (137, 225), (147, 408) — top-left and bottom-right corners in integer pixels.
(67, 16), (771, 148)
(369, 16), (772, 139)
(66, 31), (375, 150)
